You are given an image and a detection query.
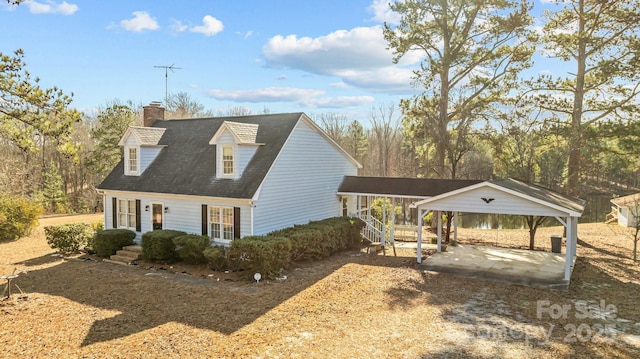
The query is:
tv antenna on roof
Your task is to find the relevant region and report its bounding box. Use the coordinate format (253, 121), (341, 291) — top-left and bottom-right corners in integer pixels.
(154, 64), (182, 107)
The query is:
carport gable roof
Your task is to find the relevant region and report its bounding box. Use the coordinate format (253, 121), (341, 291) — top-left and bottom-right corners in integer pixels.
(413, 178), (585, 217)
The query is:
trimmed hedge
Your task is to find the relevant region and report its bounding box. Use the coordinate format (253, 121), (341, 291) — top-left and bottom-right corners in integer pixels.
(270, 217), (364, 261)
(45, 223), (94, 254)
(227, 235), (292, 280)
(0, 195), (42, 242)
(141, 229), (187, 263)
(203, 245), (227, 271)
(91, 229), (136, 257)
(173, 234), (210, 264)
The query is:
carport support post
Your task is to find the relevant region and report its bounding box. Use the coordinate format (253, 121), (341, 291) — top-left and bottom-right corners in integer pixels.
(564, 216), (574, 281)
(453, 212), (458, 244)
(437, 211), (442, 253)
(417, 209), (423, 263)
(382, 197), (386, 247)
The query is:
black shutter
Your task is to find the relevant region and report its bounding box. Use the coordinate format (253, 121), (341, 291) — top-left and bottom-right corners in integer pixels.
(135, 200), (141, 232)
(234, 207), (241, 239)
(201, 204), (208, 236)
(112, 197), (117, 229)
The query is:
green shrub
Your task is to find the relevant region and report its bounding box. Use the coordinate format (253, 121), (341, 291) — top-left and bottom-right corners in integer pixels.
(91, 221), (105, 233)
(269, 217), (364, 261)
(45, 223), (93, 254)
(91, 229), (136, 257)
(203, 245), (227, 271)
(173, 234), (210, 264)
(0, 195), (43, 242)
(141, 229), (187, 263)
(227, 235), (291, 280)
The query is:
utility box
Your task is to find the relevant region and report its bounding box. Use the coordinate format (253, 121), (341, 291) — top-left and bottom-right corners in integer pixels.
(551, 235), (562, 253)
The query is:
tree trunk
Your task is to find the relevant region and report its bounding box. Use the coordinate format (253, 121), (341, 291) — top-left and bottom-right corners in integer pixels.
(567, 0), (586, 197)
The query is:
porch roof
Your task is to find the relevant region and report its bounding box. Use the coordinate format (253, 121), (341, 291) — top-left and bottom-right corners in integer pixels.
(337, 176), (482, 198)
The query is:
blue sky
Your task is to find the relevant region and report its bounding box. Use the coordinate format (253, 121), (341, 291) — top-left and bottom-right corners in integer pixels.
(1, 0), (558, 121)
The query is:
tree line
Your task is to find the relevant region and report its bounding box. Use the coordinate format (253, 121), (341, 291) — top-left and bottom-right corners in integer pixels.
(1, 0), (639, 216)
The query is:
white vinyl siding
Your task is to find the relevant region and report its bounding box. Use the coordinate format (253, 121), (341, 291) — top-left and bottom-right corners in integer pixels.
(103, 193), (250, 242)
(237, 145), (258, 176)
(421, 187), (568, 217)
(140, 147), (162, 174)
(252, 119), (358, 235)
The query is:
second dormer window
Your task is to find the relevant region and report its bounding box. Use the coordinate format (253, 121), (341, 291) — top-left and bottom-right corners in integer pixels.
(127, 147), (138, 174)
(222, 145), (234, 176)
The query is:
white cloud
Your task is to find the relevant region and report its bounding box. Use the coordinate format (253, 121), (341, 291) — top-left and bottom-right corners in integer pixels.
(190, 15), (224, 36)
(170, 19), (187, 33)
(262, 25), (420, 92)
(368, 0), (400, 24)
(236, 30), (253, 39)
(118, 11), (159, 32)
(207, 87), (324, 103)
(302, 96), (375, 109)
(330, 81), (349, 88)
(207, 86), (374, 109)
(276, 74), (288, 81)
(24, 0), (78, 15)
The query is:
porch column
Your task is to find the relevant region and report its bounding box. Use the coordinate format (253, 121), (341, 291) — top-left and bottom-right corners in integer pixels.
(390, 198), (395, 244)
(453, 212), (458, 243)
(357, 196), (361, 219)
(564, 216), (573, 281)
(437, 211), (443, 253)
(382, 197), (387, 247)
(572, 217), (578, 265)
(417, 209), (423, 263)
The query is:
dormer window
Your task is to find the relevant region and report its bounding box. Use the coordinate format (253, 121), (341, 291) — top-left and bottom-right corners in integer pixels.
(124, 146), (139, 175)
(222, 146), (234, 176)
(209, 121), (264, 180)
(128, 147), (138, 173)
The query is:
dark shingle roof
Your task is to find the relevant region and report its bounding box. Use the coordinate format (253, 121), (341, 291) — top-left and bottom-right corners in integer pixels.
(98, 113), (303, 199)
(337, 176), (483, 197)
(489, 178), (585, 214)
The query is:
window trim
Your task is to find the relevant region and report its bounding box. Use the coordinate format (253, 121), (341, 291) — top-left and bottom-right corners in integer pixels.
(219, 144), (235, 178)
(209, 206), (234, 243)
(117, 199), (137, 230)
(125, 146), (139, 175)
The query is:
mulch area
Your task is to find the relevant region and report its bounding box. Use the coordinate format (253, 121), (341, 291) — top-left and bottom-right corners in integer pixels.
(1, 216), (639, 358)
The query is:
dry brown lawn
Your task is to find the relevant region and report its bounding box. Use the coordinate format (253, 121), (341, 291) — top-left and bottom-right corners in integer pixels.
(1, 215), (639, 358)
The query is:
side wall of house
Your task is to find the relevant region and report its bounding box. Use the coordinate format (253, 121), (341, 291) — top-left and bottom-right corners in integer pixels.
(103, 192), (251, 241)
(140, 147), (163, 174)
(619, 207), (631, 227)
(252, 120), (358, 235)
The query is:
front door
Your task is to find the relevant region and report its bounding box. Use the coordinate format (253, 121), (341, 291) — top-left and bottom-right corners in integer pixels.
(152, 203), (163, 230)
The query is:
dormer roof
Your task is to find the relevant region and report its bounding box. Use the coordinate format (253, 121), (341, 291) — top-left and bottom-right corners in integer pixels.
(118, 126), (166, 146)
(209, 121), (262, 145)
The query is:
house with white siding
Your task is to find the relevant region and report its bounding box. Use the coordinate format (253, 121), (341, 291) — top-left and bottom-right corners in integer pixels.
(97, 104), (361, 243)
(609, 193), (640, 228)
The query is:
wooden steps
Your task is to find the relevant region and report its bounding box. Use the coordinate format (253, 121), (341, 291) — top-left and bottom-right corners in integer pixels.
(108, 245), (142, 264)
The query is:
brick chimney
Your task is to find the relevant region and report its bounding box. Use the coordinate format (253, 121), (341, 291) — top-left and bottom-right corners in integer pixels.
(143, 102), (165, 127)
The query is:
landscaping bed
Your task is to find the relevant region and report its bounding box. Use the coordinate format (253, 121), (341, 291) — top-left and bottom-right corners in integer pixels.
(1, 216), (639, 358)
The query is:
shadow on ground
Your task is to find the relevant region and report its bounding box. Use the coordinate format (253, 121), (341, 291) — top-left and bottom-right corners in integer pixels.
(15, 249), (412, 347)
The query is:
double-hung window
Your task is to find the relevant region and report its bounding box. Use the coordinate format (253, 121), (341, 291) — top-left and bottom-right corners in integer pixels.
(118, 199), (136, 229)
(222, 145), (234, 176)
(126, 146), (138, 175)
(210, 206), (234, 241)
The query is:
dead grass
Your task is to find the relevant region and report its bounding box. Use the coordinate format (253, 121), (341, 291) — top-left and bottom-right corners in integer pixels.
(1, 216), (639, 358)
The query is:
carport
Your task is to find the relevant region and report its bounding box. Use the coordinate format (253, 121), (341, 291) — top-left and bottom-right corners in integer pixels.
(413, 178), (585, 283)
